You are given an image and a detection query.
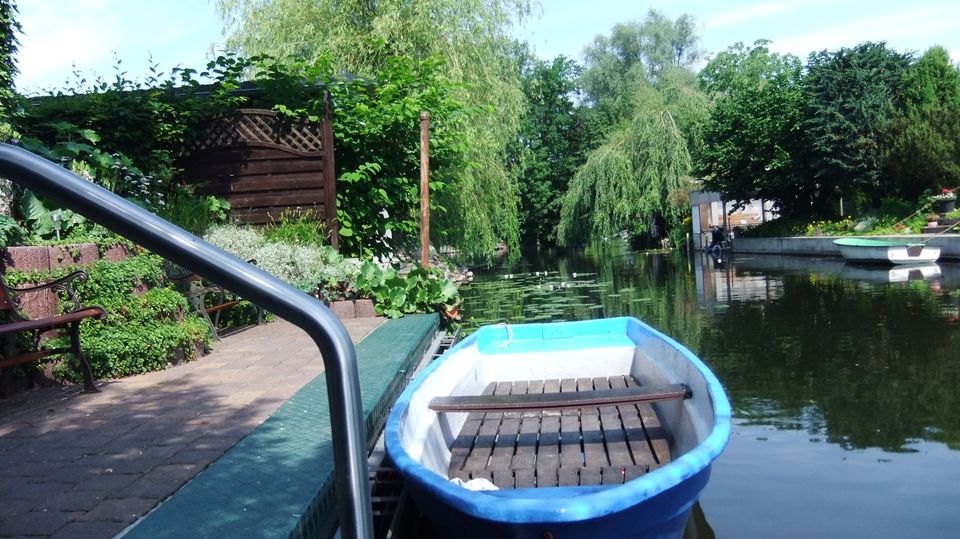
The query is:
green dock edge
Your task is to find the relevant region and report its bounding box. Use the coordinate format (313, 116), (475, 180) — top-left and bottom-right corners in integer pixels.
(123, 313), (439, 539)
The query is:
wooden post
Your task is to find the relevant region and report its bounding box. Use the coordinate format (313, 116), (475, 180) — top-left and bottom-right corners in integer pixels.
(323, 92), (340, 250)
(420, 111), (430, 268)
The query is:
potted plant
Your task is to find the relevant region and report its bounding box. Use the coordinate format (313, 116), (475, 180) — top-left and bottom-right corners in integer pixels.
(925, 213), (941, 227)
(932, 188), (957, 214)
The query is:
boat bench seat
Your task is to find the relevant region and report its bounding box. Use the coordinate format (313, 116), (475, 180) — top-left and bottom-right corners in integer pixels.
(429, 383), (691, 412)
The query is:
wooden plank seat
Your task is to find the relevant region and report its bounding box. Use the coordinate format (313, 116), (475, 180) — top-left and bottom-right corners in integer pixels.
(443, 375), (680, 489)
(428, 383), (691, 412)
(0, 271), (106, 394)
(168, 260), (264, 341)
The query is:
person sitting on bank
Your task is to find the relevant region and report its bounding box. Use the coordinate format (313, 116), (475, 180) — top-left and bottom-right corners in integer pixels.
(709, 225), (726, 251)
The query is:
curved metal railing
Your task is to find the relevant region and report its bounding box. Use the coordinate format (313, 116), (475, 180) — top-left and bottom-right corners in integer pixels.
(0, 143), (373, 539)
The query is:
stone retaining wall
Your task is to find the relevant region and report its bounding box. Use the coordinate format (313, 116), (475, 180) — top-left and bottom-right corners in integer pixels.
(0, 243), (135, 320)
(732, 235), (960, 260)
(1, 243), (380, 320)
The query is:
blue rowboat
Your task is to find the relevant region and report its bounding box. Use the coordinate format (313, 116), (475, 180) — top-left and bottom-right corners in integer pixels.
(385, 317), (731, 539)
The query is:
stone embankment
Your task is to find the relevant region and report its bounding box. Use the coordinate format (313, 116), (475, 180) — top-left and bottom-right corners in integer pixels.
(731, 235), (960, 261)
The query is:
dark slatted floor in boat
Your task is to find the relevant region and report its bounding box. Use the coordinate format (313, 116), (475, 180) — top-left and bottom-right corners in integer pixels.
(447, 375), (672, 489)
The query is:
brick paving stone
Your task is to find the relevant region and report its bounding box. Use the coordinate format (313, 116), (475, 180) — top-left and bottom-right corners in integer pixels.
(36, 490), (105, 512)
(48, 519), (127, 539)
(0, 509), (80, 536)
(6, 481), (75, 502)
(76, 497), (156, 523)
(166, 447), (227, 466)
(116, 464), (205, 500)
(0, 317), (384, 538)
(69, 473), (140, 495)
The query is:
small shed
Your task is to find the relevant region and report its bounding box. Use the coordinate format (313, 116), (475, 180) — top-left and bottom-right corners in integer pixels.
(179, 104), (339, 248)
(690, 191), (777, 250)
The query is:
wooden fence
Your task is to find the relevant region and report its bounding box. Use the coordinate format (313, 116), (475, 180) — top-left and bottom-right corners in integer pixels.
(179, 102), (339, 248)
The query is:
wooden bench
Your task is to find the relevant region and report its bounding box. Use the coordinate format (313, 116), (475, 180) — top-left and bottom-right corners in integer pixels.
(169, 261), (264, 341)
(0, 271), (106, 394)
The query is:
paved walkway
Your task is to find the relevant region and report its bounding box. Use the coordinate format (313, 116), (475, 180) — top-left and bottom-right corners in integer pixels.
(0, 317), (384, 538)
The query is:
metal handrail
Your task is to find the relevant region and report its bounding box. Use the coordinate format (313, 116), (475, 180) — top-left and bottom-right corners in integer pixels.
(0, 143), (374, 539)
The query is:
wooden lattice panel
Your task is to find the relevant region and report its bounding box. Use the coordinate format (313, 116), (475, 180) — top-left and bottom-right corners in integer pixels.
(186, 109), (325, 155)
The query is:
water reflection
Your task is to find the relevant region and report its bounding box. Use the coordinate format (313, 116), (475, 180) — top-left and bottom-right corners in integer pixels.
(460, 246), (960, 536)
(461, 247), (960, 453)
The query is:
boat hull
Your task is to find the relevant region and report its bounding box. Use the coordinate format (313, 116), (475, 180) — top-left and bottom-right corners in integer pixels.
(833, 238), (940, 264)
(385, 317), (731, 539)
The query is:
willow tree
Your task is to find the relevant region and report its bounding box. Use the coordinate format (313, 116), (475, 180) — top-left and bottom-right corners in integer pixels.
(558, 88), (693, 247)
(217, 0), (531, 258)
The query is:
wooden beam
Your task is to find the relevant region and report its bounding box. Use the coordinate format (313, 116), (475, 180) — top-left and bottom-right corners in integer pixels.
(429, 383), (692, 413)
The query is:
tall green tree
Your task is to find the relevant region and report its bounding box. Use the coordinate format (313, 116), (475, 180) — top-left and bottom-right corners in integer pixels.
(800, 42), (911, 215)
(512, 51), (586, 245)
(217, 0), (531, 259)
(698, 41), (805, 214)
(580, 10), (701, 133)
(563, 13), (705, 248)
(558, 84), (694, 247)
(0, 0), (20, 139)
(880, 46), (960, 200)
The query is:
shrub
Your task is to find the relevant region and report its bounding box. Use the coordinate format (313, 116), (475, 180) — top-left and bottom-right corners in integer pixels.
(203, 223), (359, 294)
(157, 188), (231, 235)
(355, 260), (457, 318)
(4, 253), (210, 381)
(263, 209), (327, 247)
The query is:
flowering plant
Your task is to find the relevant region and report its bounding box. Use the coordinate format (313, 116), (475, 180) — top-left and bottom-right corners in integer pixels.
(933, 188), (956, 201)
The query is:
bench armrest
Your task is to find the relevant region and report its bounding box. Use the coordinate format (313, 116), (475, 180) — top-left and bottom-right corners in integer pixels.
(1, 270), (94, 317)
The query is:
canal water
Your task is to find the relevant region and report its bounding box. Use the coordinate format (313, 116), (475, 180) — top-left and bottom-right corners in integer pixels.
(458, 245), (960, 538)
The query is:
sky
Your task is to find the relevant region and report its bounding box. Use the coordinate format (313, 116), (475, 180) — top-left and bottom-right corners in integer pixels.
(14, 0), (960, 95)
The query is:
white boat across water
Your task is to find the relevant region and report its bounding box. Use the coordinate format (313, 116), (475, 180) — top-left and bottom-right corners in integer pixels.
(385, 317), (731, 539)
(833, 238), (941, 265)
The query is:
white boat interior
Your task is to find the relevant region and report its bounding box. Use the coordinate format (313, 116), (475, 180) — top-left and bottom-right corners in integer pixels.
(397, 337), (716, 489)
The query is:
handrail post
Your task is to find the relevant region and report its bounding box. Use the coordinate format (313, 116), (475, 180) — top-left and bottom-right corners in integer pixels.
(0, 144), (374, 539)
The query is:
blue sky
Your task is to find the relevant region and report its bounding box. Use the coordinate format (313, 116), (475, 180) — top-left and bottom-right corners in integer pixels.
(15, 1), (960, 95)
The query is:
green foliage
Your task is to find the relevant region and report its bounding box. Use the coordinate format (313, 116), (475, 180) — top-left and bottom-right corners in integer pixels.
(263, 208), (327, 247)
(0, 0), (19, 138)
(204, 223), (358, 294)
(580, 10), (701, 132)
(355, 260), (457, 318)
(157, 188), (231, 235)
(558, 88), (695, 246)
(698, 41), (804, 210)
(699, 40), (960, 223)
(0, 212), (25, 247)
(316, 54), (470, 256)
(16, 55), (251, 220)
(799, 42), (911, 215)
(5, 254), (209, 381)
(218, 0), (528, 260)
(15, 189), (86, 240)
(565, 13), (706, 248)
(880, 46), (960, 201)
(511, 51), (588, 245)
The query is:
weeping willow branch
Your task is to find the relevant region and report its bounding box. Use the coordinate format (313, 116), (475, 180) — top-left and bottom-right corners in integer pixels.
(558, 108), (691, 246)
